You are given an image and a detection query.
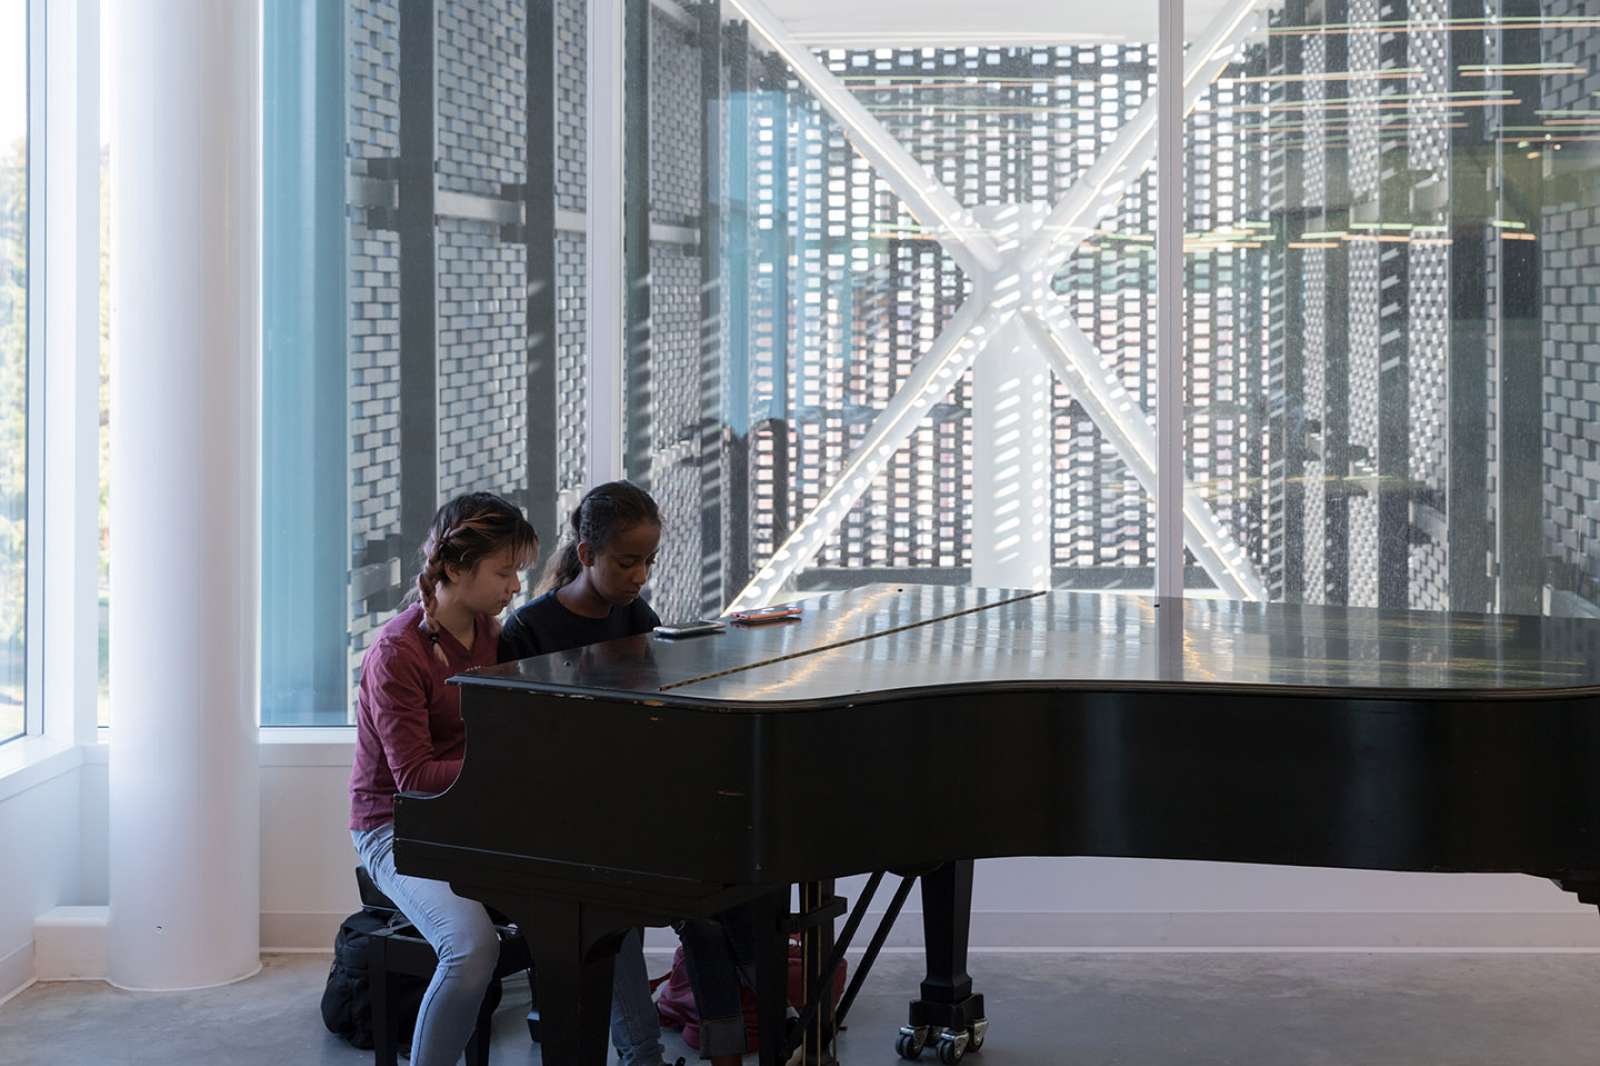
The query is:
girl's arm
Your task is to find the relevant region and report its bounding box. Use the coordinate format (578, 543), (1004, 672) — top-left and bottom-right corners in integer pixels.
(367, 651), (462, 794)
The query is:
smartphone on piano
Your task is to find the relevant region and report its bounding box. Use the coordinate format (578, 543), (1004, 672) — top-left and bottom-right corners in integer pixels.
(653, 619), (726, 639)
(726, 603), (804, 625)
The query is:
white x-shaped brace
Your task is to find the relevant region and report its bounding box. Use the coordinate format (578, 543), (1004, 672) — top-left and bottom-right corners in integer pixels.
(723, 0), (1271, 610)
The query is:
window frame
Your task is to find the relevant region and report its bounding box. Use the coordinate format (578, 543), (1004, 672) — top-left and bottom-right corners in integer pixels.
(8, 0), (49, 746)
(1, 0), (107, 764)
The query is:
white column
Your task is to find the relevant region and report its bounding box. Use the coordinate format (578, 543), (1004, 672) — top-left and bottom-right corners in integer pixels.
(586, 0), (625, 487)
(971, 315), (1053, 591)
(108, 0), (261, 991)
(971, 204), (1052, 592)
(1154, 0), (1185, 599)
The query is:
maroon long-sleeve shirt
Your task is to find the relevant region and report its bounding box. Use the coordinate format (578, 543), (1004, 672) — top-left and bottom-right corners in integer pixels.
(349, 603), (500, 830)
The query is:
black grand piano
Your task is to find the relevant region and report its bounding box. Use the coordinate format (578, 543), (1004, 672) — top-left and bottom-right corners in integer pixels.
(394, 584), (1600, 1065)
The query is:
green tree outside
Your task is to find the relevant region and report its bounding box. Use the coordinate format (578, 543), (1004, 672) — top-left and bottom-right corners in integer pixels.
(0, 135), (28, 741)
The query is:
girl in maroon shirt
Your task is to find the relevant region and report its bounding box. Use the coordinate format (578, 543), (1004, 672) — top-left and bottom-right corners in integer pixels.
(349, 493), (537, 829)
(349, 492), (537, 1066)
(352, 492), (688, 1062)
(352, 488), (690, 1066)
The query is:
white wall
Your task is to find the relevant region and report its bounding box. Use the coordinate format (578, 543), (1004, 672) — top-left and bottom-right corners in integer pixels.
(78, 754), (109, 907)
(829, 864), (1600, 951)
(0, 758), (87, 1002)
(259, 741), (364, 950)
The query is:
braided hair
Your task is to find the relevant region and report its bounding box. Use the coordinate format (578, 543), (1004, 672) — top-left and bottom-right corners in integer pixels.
(411, 492), (539, 663)
(537, 481), (661, 595)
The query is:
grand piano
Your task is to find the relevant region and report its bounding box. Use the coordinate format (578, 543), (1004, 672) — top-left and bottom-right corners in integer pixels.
(394, 584), (1600, 1065)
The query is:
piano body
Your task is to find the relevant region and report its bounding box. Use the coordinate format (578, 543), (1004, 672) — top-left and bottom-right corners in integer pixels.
(394, 584), (1600, 1065)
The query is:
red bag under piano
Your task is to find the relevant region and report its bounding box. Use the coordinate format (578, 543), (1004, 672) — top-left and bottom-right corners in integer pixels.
(654, 935), (847, 1054)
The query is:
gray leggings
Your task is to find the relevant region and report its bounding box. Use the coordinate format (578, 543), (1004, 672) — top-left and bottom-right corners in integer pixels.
(352, 823), (667, 1066)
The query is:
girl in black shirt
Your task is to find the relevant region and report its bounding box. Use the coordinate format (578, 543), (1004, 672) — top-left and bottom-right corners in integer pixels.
(500, 481), (663, 659)
(499, 481), (753, 1066)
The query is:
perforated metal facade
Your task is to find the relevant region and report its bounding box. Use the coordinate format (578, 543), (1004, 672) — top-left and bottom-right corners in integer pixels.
(347, 0), (404, 682)
(436, 216), (527, 503)
(1540, 0), (1600, 603)
(337, 0), (587, 712)
(317, 0), (1600, 720)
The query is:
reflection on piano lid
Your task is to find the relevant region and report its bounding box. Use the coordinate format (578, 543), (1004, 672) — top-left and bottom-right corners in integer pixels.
(462, 584), (1600, 707)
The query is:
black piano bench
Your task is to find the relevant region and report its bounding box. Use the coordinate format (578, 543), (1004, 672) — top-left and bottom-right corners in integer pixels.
(354, 865), (541, 1065)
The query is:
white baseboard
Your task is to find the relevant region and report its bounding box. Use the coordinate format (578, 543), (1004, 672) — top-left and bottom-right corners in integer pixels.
(34, 906), (109, 980)
(955, 911), (1600, 950)
(0, 939), (36, 1007)
(260, 909), (1600, 954)
(261, 911), (346, 953)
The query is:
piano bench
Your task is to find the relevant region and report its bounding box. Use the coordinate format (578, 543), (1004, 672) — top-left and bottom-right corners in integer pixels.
(354, 866), (541, 1065)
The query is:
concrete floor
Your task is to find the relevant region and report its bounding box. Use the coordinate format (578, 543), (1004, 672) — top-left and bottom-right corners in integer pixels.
(3, 951), (1600, 1065)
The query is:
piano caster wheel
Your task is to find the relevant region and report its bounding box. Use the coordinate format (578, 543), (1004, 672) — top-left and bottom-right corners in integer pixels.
(896, 1025), (930, 1060)
(934, 1028), (971, 1065)
(967, 1019), (988, 1053)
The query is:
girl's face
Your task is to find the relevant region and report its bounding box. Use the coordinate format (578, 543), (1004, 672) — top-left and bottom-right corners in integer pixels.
(448, 545), (528, 617)
(579, 521), (661, 607)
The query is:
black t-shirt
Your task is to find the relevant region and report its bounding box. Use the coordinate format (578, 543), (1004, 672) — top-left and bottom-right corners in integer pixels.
(498, 589), (662, 662)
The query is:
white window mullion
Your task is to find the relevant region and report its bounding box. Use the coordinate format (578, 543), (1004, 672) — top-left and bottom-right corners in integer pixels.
(1155, 0), (1185, 601)
(24, 0), (49, 740)
(41, 0), (103, 747)
(585, 0), (626, 487)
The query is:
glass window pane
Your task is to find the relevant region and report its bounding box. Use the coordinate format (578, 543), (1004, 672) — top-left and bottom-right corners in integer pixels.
(1184, 0), (1600, 616)
(626, 8), (1162, 622)
(260, 0), (587, 725)
(0, 0), (30, 745)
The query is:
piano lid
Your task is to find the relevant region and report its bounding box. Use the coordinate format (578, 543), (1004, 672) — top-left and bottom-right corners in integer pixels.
(457, 584), (1600, 707)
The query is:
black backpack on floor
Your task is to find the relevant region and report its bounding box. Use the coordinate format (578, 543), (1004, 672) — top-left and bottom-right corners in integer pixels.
(320, 909), (429, 1050)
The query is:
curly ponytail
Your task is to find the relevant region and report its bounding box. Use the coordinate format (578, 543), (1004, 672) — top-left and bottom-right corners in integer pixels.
(537, 481), (661, 594)
(410, 492), (540, 663)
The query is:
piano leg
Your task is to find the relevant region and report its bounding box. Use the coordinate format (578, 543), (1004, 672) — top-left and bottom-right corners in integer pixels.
(370, 929), (396, 1066)
(746, 889), (791, 1066)
(798, 879), (840, 1066)
(902, 861), (986, 1064)
(504, 894), (630, 1066)
(1554, 874), (1600, 911)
